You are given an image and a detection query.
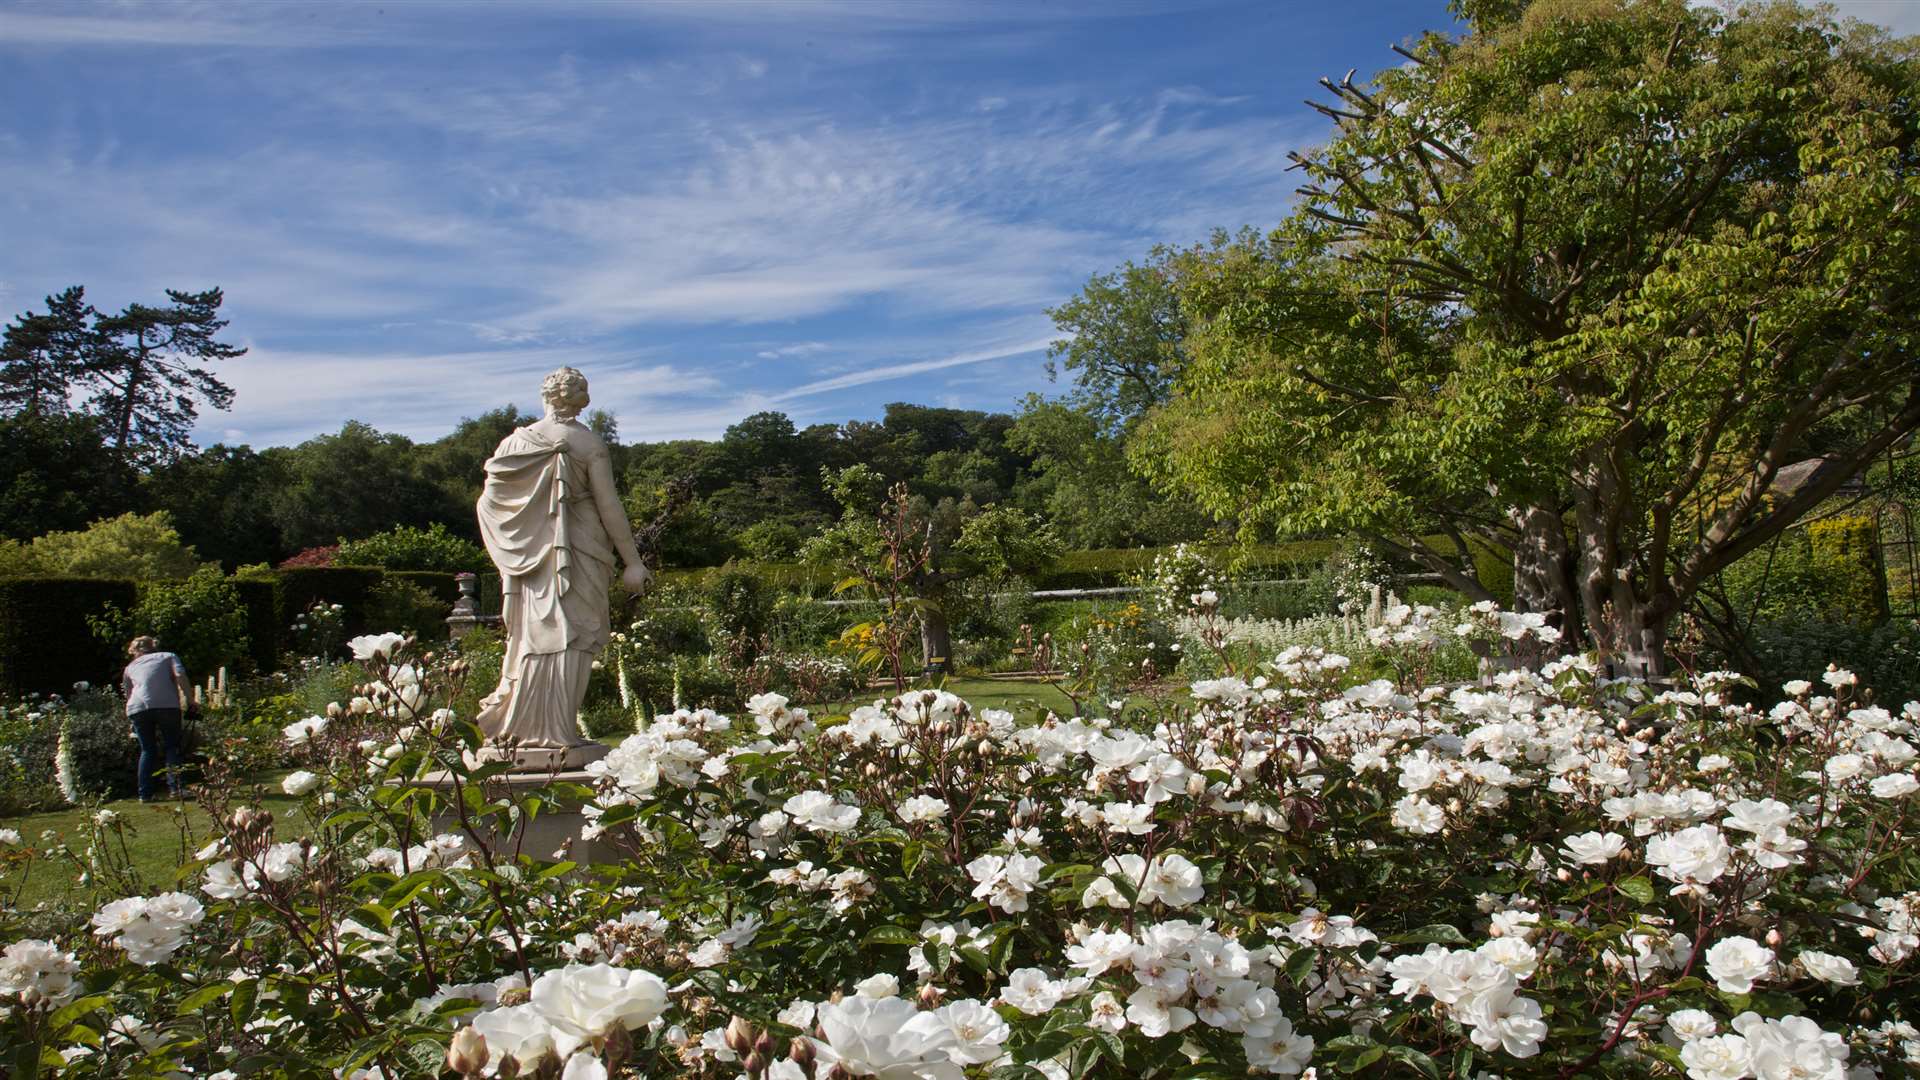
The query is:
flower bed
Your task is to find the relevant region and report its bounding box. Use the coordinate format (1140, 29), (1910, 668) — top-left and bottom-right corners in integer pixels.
(1, 617), (1916, 1078)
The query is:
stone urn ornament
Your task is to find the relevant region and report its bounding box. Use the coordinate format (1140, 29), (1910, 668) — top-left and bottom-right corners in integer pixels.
(472, 367), (652, 770)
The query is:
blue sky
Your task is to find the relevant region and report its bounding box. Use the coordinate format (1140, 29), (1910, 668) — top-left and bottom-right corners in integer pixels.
(3, 1), (1914, 448)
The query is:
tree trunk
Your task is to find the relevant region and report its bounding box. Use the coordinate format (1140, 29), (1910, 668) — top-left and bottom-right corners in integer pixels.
(1510, 504), (1584, 646)
(1608, 596), (1671, 679)
(919, 604), (954, 676)
(1571, 482), (1673, 679)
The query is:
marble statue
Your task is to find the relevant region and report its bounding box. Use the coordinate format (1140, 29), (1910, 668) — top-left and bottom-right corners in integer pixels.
(473, 367), (650, 770)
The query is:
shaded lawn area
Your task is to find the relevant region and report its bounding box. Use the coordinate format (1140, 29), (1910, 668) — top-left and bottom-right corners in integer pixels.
(4, 786), (308, 913)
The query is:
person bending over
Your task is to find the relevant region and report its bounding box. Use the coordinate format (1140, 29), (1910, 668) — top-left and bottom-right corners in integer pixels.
(121, 636), (190, 802)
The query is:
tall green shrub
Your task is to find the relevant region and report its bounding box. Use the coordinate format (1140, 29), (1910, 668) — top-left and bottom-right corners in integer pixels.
(91, 568), (250, 681)
(27, 511), (208, 579)
(335, 522), (486, 573)
(1809, 516), (1888, 623)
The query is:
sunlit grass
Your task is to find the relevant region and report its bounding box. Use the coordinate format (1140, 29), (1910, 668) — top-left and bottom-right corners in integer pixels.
(4, 785), (306, 912)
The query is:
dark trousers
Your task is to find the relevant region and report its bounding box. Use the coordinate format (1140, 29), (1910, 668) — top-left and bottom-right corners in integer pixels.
(130, 708), (185, 799)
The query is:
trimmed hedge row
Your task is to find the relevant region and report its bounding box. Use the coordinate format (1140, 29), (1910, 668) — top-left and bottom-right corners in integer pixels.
(233, 579), (281, 675)
(0, 568), (464, 697)
(648, 536), (1519, 595)
(0, 577), (139, 698)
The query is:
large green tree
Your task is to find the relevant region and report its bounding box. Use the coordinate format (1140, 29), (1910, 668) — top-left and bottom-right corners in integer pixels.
(1045, 245), (1191, 433)
(1136, 0), (1920, 673)
(267, 422), (457, 552)
(139, 445), (286, 568)
(0, 412), (136, 540)
(1007, 396), (1207, 549)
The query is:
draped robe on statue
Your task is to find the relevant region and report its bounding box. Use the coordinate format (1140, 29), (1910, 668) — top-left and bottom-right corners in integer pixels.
(474, 424), (613, 760)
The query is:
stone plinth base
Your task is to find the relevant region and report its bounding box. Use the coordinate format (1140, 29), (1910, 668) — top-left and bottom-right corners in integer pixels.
(473, 740), (611, 772)
(406, 768), (623, 865)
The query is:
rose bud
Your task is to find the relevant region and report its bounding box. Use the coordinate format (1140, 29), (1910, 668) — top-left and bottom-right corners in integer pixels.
(789, 1036), (817, 1070)
(725, 1016), (756, 1055)
(917, 983), (944, 1009)
(601, 1023), (633, 1067)
(446, 1026), (489, 1077)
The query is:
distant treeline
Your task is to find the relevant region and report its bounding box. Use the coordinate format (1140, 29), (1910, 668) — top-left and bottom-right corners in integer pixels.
(2, 398), (1214, 570)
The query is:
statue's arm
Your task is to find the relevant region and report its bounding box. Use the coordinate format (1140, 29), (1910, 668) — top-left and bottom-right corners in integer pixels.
(587, 445), (650, 588)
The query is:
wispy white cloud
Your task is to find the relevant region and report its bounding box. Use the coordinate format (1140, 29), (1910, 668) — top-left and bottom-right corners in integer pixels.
(767, 335), (1056, 403)
(0, 1), (1322, 448)
(222, 344), (727, 444)
(0, 6), (385, 48)
(756, 342), (832, 360)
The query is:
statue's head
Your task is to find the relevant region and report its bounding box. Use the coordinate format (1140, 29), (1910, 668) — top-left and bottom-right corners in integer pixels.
(541, 367), (590, 419)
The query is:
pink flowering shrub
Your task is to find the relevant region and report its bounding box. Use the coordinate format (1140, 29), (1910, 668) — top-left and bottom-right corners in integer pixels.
(1, 610), (1917, 1078)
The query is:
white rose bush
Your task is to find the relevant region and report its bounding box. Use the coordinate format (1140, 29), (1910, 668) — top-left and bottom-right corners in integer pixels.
(2, 610), (1918, 1078)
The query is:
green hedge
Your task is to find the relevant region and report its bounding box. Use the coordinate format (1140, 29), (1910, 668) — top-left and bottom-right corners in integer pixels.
(0, 577), (139, 697)
(1466, 538), (1516, 607)
(1036, 539), (1409, 590)
(276, 567), (385, 639)
(386, 571), (460, 605)
(232, 578), (282, 674)
(0, 567), (473, 698)
(650, 538), (1489, 594)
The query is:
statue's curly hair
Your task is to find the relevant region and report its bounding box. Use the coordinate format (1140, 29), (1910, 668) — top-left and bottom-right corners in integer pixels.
(541, 367), (590, 418)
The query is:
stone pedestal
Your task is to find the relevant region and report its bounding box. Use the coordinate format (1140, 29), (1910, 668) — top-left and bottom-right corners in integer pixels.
(473, 741), (612, 772)
(446, 572), (503, 641)
(407, 769), (624, 865)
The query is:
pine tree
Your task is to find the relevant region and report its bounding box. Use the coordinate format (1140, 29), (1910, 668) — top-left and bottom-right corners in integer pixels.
(88, 288), (246, 465)
(0, 286), (96, 417)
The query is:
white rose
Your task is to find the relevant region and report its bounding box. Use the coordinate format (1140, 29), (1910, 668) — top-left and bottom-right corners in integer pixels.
(529, 964), (669, 1057)
(1870, 773), (1918, 798)
(782, 791), (861, 834)
(1560, 831), (1627, 865)
(1664, 1009), (1719, 1043)
(1824, 754), (1866, 781)
(897, 795), (949, 824)
(1795, 950), (1860, 986)
(1645, 825), (1730, 885)
(853, 973), (899, 999)
(281, 771), (321, 797)
(1704, 937), (1774, 995)
(1679, 1034), (1752, 1080)
(470, 1003), (557, 1069)
(347, 632), (406, 662)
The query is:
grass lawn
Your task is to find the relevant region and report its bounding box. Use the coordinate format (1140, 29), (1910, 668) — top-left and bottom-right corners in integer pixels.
(4, 786), (307, 913)
(812, 675), (1155, 718)
(3, 678), (1131, 913)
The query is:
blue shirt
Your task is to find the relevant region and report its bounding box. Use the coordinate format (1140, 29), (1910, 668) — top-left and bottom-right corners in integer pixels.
(122, 652), (187, 714)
